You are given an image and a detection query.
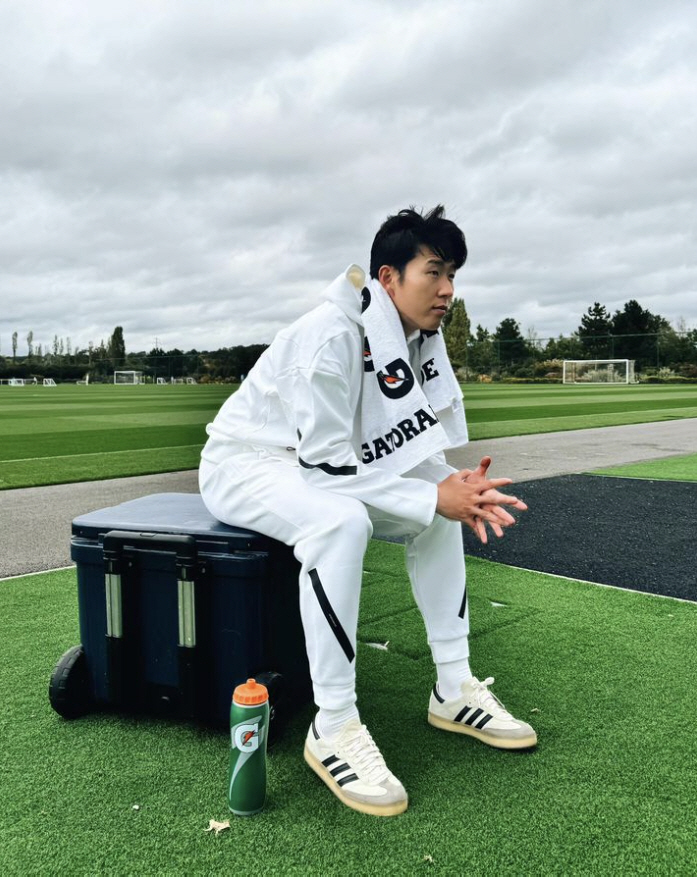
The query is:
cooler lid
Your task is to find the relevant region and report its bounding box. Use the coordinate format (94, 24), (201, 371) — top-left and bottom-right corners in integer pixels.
(71, 492), (267, 552)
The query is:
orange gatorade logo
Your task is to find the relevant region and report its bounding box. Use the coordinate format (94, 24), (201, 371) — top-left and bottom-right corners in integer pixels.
(377, 357), (415, 399)
(233, 721), (260, 752)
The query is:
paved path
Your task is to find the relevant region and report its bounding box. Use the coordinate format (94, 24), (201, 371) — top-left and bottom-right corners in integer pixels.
(1, 419), (694, 579)
(446, 418), (696, 481)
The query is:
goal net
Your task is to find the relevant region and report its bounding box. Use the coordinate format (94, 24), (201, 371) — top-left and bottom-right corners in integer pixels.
(43, 378), (57, 386)
(562, 359), (635, 384)
(114, 370), (143, 385)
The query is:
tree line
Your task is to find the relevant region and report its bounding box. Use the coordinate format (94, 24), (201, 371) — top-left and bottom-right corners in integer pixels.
(442, 299), (697, 381)
(2, 299), (697, 385)
(0, 326), (268, 384)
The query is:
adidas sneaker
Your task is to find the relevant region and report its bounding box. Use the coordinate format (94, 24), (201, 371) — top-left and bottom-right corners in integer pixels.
(428, 676), (537, 750)
(304, 717), (408, 816)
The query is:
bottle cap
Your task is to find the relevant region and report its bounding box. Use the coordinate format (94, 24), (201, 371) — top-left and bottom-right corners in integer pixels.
(233, 678), (269, 705)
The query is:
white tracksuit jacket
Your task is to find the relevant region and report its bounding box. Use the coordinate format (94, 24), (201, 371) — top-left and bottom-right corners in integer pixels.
(201, 268), (441, 530)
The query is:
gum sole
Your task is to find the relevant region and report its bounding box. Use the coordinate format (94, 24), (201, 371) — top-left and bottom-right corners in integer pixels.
(303, 745), (408, 817)
(428, 712), (538, 750)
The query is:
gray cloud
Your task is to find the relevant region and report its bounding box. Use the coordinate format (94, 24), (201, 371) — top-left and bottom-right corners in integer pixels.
(1, 0), (695, 356)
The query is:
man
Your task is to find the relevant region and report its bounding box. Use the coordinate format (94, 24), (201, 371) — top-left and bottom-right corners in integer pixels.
(200, 206), (535, 817)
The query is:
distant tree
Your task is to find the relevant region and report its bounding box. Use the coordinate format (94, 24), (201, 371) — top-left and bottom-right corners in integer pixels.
(108, 326), (126, 367)
(468, 324), (496, 374)
(12, 331), (18, 360)
(578, 303), (612, 358)
(612, 300), (669, 368)
(53, 335), (59, 357)
(544, 333), (584, 361)
(26, 330), (34, 359)
(493, 318), (528, 368)
(442, 297), (470, 369)
(207, 344), (268, 381)
(655, 319), (697, 368)
(526, 326), (545, 361)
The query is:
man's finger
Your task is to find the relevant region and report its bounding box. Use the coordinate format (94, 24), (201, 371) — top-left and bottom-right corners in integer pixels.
(488, 520), (505, 538)
(466, 515), (487, 544)
(477, 456), (492, 476)
(483, 504), (517, 526)
(479, 489), (528, 510)
(478, 477), (514, 491)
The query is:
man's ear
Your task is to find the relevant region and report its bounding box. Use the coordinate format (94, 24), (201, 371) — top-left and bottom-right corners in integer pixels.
(378, 264), (398, 299)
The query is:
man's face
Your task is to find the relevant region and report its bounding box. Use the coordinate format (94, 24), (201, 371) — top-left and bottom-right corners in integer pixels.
(380, 248), (456, 334)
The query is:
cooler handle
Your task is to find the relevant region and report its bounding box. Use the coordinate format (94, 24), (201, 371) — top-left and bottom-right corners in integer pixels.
(101, 530), (200, 717)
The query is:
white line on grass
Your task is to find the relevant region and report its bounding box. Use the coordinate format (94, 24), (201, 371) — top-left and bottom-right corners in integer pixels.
(0, 565), (74, 583)
(0, 444), (201, 464)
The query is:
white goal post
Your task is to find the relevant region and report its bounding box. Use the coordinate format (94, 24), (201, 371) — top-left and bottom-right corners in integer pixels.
(113, 370), (143, 385)
(562, 359), (635, 384)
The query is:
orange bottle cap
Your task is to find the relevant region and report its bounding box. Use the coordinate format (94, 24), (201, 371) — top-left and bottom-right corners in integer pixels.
(233, 678), (269, 705)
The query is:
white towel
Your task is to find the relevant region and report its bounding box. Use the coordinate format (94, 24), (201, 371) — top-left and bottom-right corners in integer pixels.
(359, 277), (468, 474)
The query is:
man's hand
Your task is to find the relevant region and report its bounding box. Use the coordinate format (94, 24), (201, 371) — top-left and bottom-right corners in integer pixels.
(436, 456), (528, 543)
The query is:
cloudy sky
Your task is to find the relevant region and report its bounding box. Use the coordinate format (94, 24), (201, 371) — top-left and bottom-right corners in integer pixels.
(2, 0), (695, 355)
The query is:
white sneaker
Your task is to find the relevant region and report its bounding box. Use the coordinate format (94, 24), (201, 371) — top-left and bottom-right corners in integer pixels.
(304, 717), (408, 816)
(428, 676), (537, 750)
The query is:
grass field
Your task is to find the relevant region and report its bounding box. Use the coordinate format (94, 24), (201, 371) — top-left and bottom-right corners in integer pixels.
(2, 541), (696, 875)
(1, 382), (696, 490)
(591, 452), (697, 482)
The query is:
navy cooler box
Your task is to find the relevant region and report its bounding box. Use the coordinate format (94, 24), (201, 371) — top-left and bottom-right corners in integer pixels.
(49, 493), (312, 731)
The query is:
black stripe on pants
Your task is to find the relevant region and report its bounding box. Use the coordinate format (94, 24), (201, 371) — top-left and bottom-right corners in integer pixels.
(309, 568), (356, 663)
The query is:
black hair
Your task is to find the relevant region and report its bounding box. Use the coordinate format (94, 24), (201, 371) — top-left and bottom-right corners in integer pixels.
(369, 205), (467, 279)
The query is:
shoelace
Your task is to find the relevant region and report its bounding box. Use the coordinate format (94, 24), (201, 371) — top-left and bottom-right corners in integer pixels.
(338, 725), (390, 784)
(472, 677), (513, 720)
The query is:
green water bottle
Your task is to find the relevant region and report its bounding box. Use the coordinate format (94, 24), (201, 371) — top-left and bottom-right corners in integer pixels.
(228, 678), (269, 816)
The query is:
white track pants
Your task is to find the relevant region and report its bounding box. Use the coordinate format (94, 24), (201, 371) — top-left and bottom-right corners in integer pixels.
(199, 449), (469, 710)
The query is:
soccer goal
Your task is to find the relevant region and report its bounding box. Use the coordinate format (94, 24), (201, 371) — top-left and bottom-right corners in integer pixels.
(43, 378), (57, 386)
(114, 370), (143, 385)
(562, 359), (635, 384)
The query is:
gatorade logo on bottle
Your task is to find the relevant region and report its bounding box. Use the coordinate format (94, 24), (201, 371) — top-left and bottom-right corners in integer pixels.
(233, 721), (260, 752)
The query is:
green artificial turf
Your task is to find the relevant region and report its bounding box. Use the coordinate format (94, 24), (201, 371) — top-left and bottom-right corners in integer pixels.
(2, 542), (697, 875)
(590, 452), (697, 482)
(1, 383), (696, 490)
(0, 384), (233, 490)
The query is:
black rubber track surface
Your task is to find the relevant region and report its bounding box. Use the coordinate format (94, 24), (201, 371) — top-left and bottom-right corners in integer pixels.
(465, 475), (697, 602)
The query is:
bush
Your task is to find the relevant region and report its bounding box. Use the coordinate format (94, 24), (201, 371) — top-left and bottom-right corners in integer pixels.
(639, 375), (696, 383)
(500, 377), (561, 384)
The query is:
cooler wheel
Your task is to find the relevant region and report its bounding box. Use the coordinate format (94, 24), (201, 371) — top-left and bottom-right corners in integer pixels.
(49, 645), (93, 719)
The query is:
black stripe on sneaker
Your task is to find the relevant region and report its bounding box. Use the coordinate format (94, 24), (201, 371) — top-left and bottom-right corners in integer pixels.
(475, 713), (493, 729)
(337, 773), (359, 787)
(330, 763), (351, 777)
(454, 705), (471, 723)
(322, 755), (339, 767)
(309, 568), (356, 663)
(432, 684), (445, 704)
(465, 708), (484, 726)
(312, 718), (320, 740)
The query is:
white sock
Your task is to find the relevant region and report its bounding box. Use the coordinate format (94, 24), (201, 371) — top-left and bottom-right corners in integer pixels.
(436, 657), (473, 701)
(316, 703), (360, 741)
